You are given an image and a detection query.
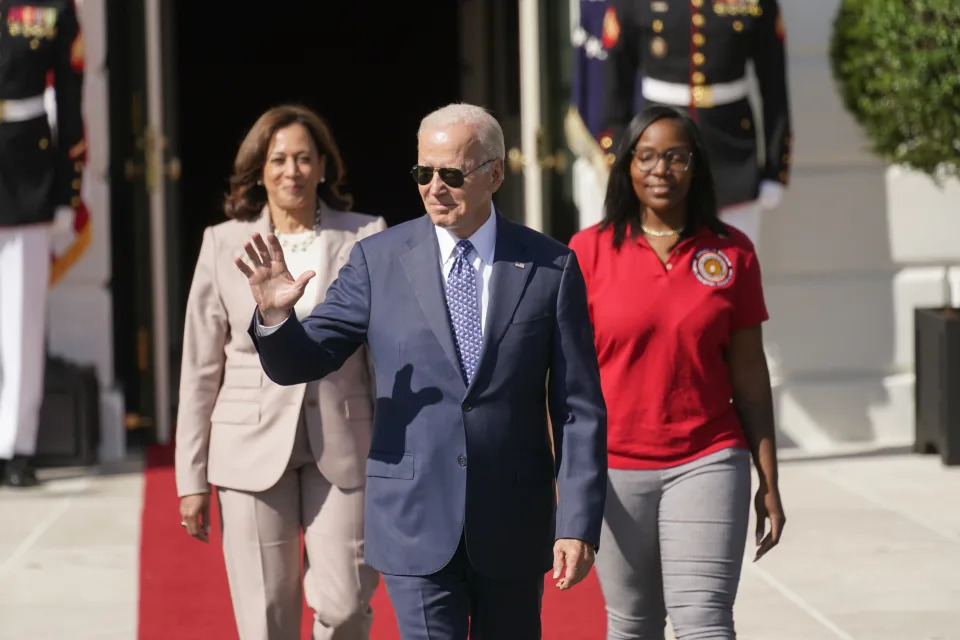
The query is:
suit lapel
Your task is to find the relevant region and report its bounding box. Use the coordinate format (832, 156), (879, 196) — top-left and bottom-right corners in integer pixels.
(400, 216), (464, 383)
(468, 214), (532, 393)
(254, 207), (272, 238)
(311, 204), (342, 306)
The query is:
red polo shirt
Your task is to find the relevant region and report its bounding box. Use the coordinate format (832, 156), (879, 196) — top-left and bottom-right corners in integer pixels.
(569, 224), (768, 469)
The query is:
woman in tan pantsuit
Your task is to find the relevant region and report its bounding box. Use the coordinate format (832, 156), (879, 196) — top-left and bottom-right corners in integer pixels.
(175, 104), (384, 640)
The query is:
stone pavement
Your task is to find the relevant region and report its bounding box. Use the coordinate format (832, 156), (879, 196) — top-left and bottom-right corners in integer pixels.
(0, 458), (142, 640)
(2, 448), (959, 640)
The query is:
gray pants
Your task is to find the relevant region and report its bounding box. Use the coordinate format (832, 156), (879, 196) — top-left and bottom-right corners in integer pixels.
(595, 447), (751, 640)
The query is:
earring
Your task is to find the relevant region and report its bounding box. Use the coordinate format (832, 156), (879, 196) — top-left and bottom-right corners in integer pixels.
(319, 176), (326, 183)
(256, 179), (263, 186)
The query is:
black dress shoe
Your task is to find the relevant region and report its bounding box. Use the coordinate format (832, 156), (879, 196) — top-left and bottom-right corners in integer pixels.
(3, 456), (39, 488)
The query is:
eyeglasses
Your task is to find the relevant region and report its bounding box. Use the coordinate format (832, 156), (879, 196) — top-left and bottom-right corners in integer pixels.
(632, 148), (693, 173)
(410, 159), (495, 188)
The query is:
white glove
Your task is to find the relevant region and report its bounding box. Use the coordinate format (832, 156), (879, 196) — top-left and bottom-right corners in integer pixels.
(759, 180), (784, 211)
(52, 205), (75, 235)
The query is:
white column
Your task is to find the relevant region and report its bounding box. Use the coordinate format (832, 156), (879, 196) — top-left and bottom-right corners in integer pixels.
(518, 0), (543, 232)
(145, 0), (171, 444)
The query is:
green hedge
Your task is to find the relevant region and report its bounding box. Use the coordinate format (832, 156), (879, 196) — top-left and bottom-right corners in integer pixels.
(830, 0), (960, 178)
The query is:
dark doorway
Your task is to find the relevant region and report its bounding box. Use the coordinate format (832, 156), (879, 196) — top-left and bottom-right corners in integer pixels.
(109, 1), (525, 441)
(171, 2), (462, 308)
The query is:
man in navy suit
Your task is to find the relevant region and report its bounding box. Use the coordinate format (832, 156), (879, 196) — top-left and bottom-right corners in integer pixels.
(236, 103), (607, 639)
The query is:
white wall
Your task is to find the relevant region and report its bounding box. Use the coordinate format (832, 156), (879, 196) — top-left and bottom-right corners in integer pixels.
(45, 0), (126, 462)
(760, 0), (959, 452)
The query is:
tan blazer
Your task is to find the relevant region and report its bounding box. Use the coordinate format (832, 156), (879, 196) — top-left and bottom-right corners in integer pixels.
(175, 205), (387, 497)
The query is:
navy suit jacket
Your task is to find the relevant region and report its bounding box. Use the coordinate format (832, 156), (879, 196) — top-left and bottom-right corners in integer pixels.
(249, 212), (607, 579)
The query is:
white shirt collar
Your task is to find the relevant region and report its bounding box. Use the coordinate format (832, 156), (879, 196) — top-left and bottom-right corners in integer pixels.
(435, 202), (497, 266)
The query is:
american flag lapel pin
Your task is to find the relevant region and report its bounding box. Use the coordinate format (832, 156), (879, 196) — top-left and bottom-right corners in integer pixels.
(515, 262), (525, 269)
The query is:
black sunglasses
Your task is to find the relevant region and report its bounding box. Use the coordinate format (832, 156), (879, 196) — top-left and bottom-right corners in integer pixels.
(410, 159), (495, 188)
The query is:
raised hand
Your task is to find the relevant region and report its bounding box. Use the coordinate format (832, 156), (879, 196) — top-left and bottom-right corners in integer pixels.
(234, 232), (315, 325)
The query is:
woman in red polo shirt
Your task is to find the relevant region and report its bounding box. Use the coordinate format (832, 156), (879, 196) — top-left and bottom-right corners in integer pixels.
(569, 105), (785, 639)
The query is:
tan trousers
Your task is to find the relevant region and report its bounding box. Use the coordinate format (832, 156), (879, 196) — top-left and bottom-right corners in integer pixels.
(218, 421), (379, 640)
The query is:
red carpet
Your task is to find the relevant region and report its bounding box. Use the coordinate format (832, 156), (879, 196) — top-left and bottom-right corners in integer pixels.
(138, 446), (606, 639)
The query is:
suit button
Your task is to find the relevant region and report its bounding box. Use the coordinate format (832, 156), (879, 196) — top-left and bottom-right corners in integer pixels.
(462, 403), (473, 412)
(458, 455), (467, 467)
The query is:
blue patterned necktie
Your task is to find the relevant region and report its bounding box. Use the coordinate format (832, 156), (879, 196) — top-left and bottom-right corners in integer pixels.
(446, 240), (483, 384)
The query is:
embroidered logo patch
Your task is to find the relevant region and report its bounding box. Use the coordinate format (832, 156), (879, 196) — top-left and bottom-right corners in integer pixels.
(692, 249), (733, 287)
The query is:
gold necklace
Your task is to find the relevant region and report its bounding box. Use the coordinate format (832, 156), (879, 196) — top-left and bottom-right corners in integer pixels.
(641, 224), (684, 237)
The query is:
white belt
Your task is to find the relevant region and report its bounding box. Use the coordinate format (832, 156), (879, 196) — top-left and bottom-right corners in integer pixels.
(642, 77), (749, 108)
(0, 95), (47, 122)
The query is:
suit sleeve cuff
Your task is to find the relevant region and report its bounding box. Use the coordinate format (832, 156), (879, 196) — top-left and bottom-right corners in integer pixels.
(255, 310), (292, 336)
(176, 477), (210, 498)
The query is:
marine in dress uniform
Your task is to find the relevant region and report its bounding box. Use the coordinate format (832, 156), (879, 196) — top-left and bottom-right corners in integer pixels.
(0, 0), (84, 486)
(599, 0), (791, 244)
(567, 0), (616, 229)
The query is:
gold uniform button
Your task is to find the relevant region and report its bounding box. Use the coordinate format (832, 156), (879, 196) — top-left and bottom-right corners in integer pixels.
(30, 39), (40, 50)
(606, 153), (616, 166)
(72, 178), (82, 189)
(741, 118), (751, 130)
(600, 135), (613, 150)
(653, 19), (664, 33)
(779, 171), (788, 182)
(651, 36), (668, 58)
(733, 20), (744, 31)
(71, 195), (82, 207)
(692, 0), (703, 6)
(692, 14), (705, 27)
(39, 137), (49, 149)
(693, 33), (706, 46)
(75, 161), (84, 171)
(693, 52), (705, 65)
(692, 71), (706, 85)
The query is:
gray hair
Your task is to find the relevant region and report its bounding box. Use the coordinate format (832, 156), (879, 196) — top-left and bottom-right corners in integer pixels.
(417, 103), (506, 164)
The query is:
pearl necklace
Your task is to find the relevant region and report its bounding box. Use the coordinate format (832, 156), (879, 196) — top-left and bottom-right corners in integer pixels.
(641, 224), (684, 237)
(271, 205), (322, 253)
